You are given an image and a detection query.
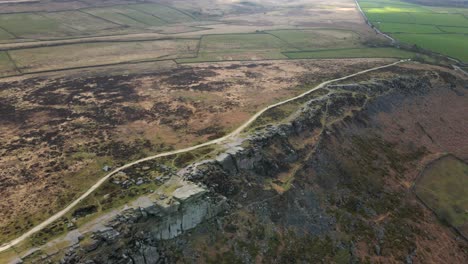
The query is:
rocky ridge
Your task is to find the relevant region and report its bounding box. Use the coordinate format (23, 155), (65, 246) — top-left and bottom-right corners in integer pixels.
(29, 73), (468, 263)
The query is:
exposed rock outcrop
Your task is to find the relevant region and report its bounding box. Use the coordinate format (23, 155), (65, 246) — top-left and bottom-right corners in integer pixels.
(53, 73), (468, 264)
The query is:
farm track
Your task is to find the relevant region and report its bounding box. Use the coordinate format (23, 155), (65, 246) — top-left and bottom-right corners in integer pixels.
(0, 59), (409, 253)
(354, 0), (396, 44)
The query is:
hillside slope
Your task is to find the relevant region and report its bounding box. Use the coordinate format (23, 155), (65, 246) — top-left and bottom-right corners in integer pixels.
(50, 64), (468, 264)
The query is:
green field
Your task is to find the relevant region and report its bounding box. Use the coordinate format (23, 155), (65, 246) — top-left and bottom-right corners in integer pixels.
(438, 26), (468, 34)
(410, 13), (468, 26)
(359, 0), (468, 62)
(377, 23), (441, 33)
(426, 6), (468, 16)
(283, 47), (420, 59)
(415, 155), (468, 237)
(396, 33), (468, 62)
(367, 12), (467, 26)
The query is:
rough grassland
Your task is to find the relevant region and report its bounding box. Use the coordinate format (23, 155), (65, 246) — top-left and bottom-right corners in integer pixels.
(177, 29), (368, 63)
(200, 33), (289, 51)
(0, 27), (14, 41)
(0, 13), (77, 38)
(177, 51), (287, 63)
(82, 7), (151, 28)
(42, 11), (122, 32)
(10, 39), (198, 73)
(415, 156), (468, 235)
(283, 47), (418, 59)
(0, 51), (17, 76)
(112, 6), (166, 27)
(266, 29), (363, 50)
(129, 4), (195, 23)
(177, 33), (290, 62)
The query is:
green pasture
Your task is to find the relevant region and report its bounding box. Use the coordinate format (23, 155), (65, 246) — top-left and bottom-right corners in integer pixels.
(377, 23), (441, 33)
(438, 26), (468, 33)
(364, 6), (429, 13)
(425, 6), (468, 16)
(395, 33), (468, 62)
(415, 156), (468, 230)
(359, 0), (420, 7)
(359, 0), (468, 62)
(409, 13), (468, 26)
(365, 11), (413, 23)
(366, 11), (467, 27)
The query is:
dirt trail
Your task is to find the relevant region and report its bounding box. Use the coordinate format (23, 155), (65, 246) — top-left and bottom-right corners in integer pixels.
(0, 59), (408, 253)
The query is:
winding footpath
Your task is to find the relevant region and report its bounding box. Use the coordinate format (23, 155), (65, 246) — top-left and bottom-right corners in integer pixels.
(0, 59), (409, 253)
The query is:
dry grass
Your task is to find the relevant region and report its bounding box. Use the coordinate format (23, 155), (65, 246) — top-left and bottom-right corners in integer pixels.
(10, 39), (198, 73)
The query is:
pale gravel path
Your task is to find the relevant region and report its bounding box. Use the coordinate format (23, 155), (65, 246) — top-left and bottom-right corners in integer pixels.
(0, 59), (408, 253)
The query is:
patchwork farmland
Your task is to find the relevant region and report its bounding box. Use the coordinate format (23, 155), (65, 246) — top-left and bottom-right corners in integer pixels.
(0, 3), (196, 41)
(358, 0), (468, 62)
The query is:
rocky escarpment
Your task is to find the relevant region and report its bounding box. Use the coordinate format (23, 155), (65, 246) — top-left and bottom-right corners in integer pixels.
(55, 72), (468, 264)
(57, 181), (227, 263)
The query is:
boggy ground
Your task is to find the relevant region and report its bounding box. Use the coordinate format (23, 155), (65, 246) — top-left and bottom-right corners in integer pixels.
(0, 58), (393, 244)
